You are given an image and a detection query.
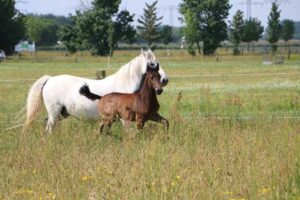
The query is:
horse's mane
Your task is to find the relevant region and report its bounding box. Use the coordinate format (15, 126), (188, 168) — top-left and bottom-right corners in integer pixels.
(114, 50), (156, 77)
(134, 73), (147, 93)
(112, 57), (136, 81)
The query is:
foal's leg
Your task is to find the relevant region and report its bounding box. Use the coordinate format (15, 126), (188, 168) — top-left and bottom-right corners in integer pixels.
(136, 114), (145, 130)
(99, 116), (113, 135)
(150, 113), (169, 130)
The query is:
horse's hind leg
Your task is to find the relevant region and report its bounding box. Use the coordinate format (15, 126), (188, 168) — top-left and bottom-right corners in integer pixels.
(45, 105), (62, 134)
(99, 117), (113, 135)
(60, 106), (69, 119)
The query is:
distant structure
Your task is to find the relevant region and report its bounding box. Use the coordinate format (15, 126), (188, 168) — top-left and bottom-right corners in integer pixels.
(158, 5), (178, 26)
(263, 0), (290, 5)
(237, 0), (263, 20)
(15, 41), (35, 53)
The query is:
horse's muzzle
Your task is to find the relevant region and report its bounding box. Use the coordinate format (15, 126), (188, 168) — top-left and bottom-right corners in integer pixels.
(156, 88), (163, 95)
(162, 78), (169, 86)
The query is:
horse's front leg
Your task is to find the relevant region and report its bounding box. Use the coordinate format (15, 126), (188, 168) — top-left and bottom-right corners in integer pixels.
(150, 113), (169, 130)
(136, 114), (145, 130)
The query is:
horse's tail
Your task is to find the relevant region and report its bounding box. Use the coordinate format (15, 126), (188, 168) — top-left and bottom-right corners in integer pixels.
(79, 83), (102, 101)
(25, 75), (51, 126)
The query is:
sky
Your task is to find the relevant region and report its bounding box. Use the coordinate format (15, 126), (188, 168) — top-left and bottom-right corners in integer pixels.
(16, 0), (300, 27)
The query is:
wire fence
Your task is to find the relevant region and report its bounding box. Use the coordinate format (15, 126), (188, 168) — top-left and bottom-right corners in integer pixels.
(1, 72), (300, 83)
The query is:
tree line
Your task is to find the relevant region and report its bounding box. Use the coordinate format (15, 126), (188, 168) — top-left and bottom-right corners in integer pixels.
(0, 0), (298, 56)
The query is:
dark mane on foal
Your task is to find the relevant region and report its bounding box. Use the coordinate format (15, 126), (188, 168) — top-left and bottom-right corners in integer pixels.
(134, 63), (160, 93)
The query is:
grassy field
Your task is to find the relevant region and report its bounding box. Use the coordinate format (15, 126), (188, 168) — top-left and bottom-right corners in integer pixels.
(0, 51), (300, 199)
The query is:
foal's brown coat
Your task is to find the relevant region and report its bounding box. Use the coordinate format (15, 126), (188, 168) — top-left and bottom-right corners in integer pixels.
(79, 65), (169, 133)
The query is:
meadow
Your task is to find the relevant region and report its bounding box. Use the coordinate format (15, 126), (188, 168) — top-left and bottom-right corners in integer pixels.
(0, 50), (300, 199)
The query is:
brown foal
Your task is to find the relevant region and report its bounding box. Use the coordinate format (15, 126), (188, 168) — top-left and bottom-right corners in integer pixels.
(79, 63), (169, 134)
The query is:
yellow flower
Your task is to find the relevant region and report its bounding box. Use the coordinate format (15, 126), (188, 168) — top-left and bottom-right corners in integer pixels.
(47, 191), (56, 199)
(223, 191), (233, 195)
(176, 175), (181, 180)
(14, 189), (34, 195)
(108, 170), (114, 176)
(81, 176), (93, 181)
(258, 187), (271, 195)
(171, 181), (176, 187)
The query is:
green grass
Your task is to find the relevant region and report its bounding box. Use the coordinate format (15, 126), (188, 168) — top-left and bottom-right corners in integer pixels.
(0, 51), (300, 199)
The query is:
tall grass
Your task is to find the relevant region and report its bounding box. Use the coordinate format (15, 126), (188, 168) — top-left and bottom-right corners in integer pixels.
(0, 53), (299, 199)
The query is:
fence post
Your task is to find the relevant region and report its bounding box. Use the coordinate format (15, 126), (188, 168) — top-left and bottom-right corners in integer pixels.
(96, 70), (106, 80)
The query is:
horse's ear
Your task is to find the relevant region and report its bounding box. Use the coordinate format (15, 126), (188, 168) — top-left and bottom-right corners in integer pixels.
(141, 49), (145, 56)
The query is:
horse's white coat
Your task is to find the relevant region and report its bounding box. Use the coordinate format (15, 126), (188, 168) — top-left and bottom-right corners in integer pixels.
(25, 50), (168, 133)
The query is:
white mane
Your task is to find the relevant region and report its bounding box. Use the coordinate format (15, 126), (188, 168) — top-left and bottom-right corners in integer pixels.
(112, 49), (159, 92)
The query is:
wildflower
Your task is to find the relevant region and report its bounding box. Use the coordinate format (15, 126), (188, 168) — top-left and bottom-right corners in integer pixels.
(176, 175), (181, 180)
(14, 189), (34, 195)
(108, 170), (114, 176)
(171, 181), (176, 187)
(47, 191), (56, 199)
(258, 187), (271, 195)
(223, 191), (233, 195)
(81, 176), (93, 181)
(33, 170), (37, 174)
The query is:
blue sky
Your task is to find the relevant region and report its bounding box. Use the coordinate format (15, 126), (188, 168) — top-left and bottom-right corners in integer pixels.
(16, 0), (300, 27)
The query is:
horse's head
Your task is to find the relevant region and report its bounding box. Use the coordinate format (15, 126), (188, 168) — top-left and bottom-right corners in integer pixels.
(139, 49), (168, 87)
(146, 62), (163, 95)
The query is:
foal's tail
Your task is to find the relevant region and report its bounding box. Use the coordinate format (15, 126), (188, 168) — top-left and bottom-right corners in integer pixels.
(25, 75), (51, 127)
(79, 84), (102, 101)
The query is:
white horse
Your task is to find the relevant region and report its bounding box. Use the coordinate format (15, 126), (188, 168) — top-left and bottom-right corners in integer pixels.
(25, 50), (168, 133)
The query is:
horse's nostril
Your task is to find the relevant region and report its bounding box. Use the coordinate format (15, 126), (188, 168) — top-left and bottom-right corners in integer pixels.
(156, 89), (163, 95)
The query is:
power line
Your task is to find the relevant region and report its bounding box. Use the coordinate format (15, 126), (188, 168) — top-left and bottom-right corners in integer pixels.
(237, 0), (263, 20)
(158, 5), (178, 26)
(263, 0), (290, 5)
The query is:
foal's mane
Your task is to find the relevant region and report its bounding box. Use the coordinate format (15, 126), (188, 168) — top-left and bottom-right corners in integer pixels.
(134, 73), (147, 93)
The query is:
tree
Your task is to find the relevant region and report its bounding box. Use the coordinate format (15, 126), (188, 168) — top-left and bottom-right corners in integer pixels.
(77, 0), (121, 55)
(61, 1), (135, 56)
(0, 0), (25, 55)
(137, 0), (163, 49)
(180, 0), (231, 55)
(160, 25), (173, 46)
(229, 10), (244, 55)
(114, 10), (136, 45)
(108, 21), (115, 57)
(267, 3), (281, 54)
(180, 9), (202, 55)
(25, 16), (60, 46)
(281, 19), (295, 51)
(242, 18), (264, 52)
(61, 15), (81, 54)
(106, 10), (136, 57)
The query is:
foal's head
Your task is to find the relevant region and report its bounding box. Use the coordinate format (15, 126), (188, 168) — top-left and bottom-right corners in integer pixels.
(145, 62), (163, 95)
